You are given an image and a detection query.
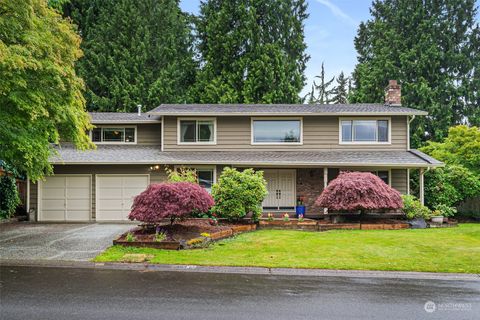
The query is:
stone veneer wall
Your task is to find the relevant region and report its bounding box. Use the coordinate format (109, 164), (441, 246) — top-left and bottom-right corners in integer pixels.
(296, 168), (325, 217)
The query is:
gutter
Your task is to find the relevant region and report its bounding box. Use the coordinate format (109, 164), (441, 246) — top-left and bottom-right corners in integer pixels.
(49, 161), (442, 168)
(147, 111), (428, 117)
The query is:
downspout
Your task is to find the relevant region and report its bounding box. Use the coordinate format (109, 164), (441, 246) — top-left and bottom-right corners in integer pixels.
(407, 115), (415, 151)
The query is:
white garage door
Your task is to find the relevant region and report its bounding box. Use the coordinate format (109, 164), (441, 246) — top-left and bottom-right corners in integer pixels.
(96, 175), (149, 221)
(40, 175), (91, 221)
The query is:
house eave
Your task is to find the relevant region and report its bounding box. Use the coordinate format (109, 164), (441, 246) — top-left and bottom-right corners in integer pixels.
(50, 160), (442, 168)
(148, 111), (428, 117)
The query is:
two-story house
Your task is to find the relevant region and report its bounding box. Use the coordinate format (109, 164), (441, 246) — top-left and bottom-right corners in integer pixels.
(28, 80), (443, 221)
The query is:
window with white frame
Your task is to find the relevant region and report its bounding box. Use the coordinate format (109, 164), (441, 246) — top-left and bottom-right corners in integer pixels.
(91, 127), (136, 143)
(175, 166), (215, 192)
(341, 119), (389, 143)
(197, 169), (214, 192)
(252, 119), (302, 144)
(179, 119), (215, 144)
(374, 170), (390, 185)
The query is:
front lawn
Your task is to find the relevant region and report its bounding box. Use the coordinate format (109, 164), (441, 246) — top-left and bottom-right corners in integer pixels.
(95, 223), (480, 273)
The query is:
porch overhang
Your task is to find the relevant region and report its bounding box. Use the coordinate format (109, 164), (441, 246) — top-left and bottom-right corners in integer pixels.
(49, 145), (443, 169)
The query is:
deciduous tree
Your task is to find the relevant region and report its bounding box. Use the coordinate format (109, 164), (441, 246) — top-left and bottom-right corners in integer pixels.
(315, 172), (403, 212)
(129, 182), (214, 224)
(0, 0), (92, 181)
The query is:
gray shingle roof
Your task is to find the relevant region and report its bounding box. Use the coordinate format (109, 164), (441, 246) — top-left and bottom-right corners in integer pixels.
(89, 112), (161, 124)
(148, 104), (428, 116)
(51, 145), (442, 168)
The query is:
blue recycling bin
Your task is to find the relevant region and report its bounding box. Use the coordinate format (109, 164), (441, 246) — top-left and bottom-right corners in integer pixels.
(296, 205), (306, 217)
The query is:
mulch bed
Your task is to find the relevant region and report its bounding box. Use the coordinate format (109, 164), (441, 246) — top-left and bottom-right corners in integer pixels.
(131, 220), (231, 242)
(114, 219), (256, 250)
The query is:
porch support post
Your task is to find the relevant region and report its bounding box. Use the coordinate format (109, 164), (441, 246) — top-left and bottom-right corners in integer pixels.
(26, 176), (30, 213)
(419, 168), (425, 205)
(323, 167), (328, 214)
(407, 168), (410, 195)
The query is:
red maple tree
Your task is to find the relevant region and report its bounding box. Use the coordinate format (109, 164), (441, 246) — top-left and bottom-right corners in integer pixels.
(315, 171), (403, 212)
(128, 182), (214, 224)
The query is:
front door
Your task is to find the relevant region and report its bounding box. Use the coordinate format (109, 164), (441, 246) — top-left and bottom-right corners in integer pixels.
(262, 169), (296, 210)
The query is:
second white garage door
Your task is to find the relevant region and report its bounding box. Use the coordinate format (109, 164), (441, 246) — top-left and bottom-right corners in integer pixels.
(96, 175), (149, 221)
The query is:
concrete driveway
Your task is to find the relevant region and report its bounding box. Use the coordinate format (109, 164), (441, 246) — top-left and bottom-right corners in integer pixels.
(0, 223), (133, 261)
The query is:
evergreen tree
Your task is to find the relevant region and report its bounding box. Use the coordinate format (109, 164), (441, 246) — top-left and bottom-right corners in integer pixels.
(63, 0), (197, 112)
(351, 0), (480, 147)
(308, 62), (334, 104)
(194, 0), (309, 104)
(331, 71), (349, 104)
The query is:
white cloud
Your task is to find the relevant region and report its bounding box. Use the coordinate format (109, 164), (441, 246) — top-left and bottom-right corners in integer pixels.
(315, 0), (357, 27)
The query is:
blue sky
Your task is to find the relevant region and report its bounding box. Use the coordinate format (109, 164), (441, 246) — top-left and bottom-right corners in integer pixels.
(180, 0), (479, 97)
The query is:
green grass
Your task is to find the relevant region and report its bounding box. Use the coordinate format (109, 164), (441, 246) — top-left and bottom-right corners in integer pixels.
(94, 224), (480, 273)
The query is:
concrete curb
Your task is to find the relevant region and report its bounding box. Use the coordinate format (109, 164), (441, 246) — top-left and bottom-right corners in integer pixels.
(1, 259), (479, 281)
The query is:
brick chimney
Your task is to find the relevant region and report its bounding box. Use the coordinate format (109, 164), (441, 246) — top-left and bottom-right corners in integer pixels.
(385, 80), (401, 106)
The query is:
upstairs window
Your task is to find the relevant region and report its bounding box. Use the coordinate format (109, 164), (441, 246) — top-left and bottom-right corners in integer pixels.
(91, 127), (136, 143)
(179, 119), (216, 144)
(252, 119), (302, 144)
(341, 119), (389, 143)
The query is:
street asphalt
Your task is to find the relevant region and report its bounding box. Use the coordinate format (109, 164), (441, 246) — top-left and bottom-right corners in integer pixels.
(1, 265), (479, 320)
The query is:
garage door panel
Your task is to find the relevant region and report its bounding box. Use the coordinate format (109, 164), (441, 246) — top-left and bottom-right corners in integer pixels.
(67, 176), (90, 187)
(97, 199), (123, 210)
(41, 210), (65, 221)
(42, 188), (65, 199)
(67, 199), (90, 210)
(66, 210), (90, 221)
(42, 199), (65, 209)
(98, 177), (122, 187)
(43, 177), (65, 188)
(125, 176), (149, 187)
(123, 187), (146, 198)
(98, 188), (122, 199)
(66, 188), (90, 199)
(96, 210), (124, 221)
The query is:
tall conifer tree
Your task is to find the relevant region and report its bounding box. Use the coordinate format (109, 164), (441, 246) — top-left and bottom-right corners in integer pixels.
(63, 0), (197, 112)
(331, 72), (349, 104)
(351, 0), (480, 146)
(194, 0), (309, 103)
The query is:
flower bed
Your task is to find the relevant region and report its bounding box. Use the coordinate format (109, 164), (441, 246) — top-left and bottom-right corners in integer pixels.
(260, 218), (410, 231)
(258, 218), (317, 231)
(113, 219), (256, 250)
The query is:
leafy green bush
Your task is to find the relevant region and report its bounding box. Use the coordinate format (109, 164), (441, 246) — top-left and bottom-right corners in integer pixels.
(434, 204), (457, 218)
(165, 166), (197, 183)
(401, 195), (432, 220)
(211, 168), (267, 221)
(0, 175), (20, 219)
(424, 165), (480, 208)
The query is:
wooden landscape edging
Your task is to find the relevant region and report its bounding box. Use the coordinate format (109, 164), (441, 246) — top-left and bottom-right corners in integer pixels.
(113, 223), (257, 250)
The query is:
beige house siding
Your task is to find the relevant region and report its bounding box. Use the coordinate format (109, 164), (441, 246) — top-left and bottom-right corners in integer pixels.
(30, 165), (168, 220)
(391, 169), (408, 194)
(137, 124), (161, 145)
(163, 115), (408, 151)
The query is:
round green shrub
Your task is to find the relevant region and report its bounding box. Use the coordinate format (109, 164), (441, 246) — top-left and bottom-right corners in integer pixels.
(424, 165), (480, 208)
(211, 168), (267, 221)
(401, 194), (431, 220)
(0, 175), (20, 219)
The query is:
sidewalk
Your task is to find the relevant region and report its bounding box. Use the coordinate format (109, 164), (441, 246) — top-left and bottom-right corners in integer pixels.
(1, 259), (479, 281)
